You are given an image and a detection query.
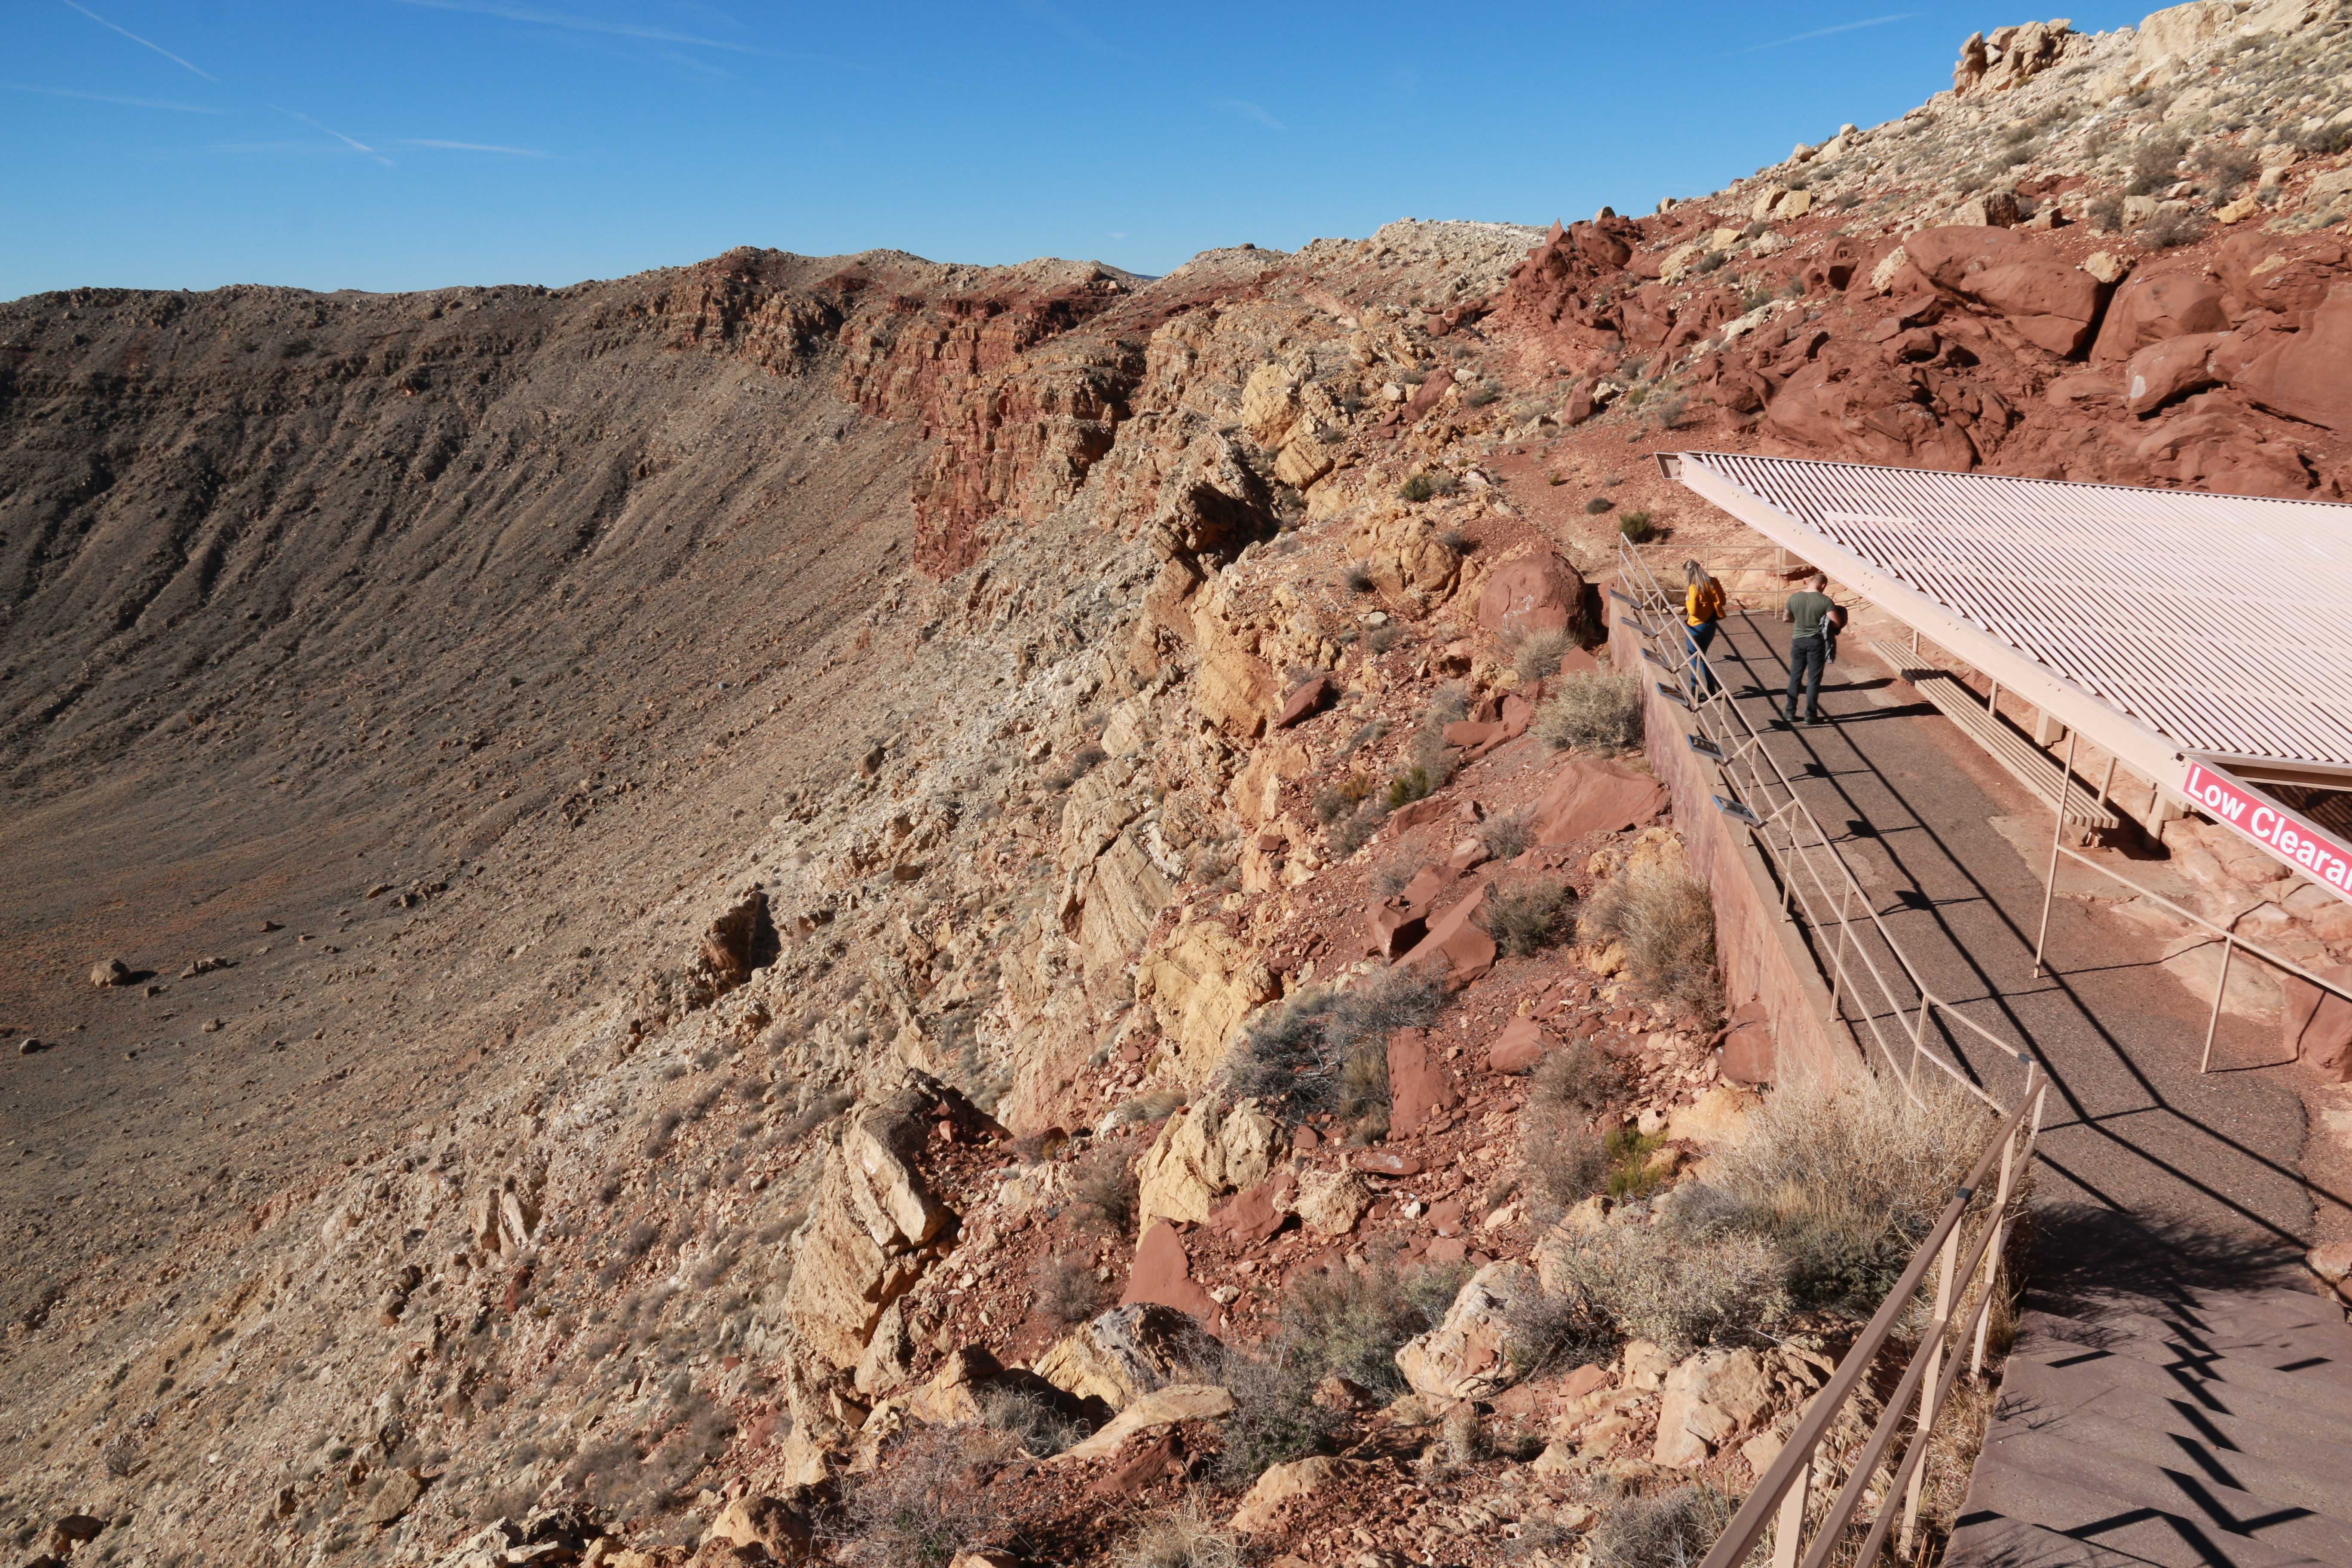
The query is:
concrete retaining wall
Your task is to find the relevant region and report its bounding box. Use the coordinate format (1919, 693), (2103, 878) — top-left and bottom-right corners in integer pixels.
(1608, 605), (1859, 1087)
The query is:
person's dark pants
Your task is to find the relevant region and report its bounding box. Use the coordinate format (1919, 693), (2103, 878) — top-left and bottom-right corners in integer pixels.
(1686, 619), (1720, 693)
(1786, 634), (1827, 719)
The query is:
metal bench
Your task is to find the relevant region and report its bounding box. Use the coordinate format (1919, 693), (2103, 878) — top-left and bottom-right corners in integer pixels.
(1869, 639), (2120, 832)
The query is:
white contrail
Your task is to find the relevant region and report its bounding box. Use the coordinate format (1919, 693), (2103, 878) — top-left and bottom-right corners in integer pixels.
(58, 0), (220, 81)
(1729, 12), (1917, 55)
(1213, 98), (1286, 132)
(394, 138), (551, 157)
(274, 105), (395, 165)
(3, 80), (222, 112)
(394, 0), (791, 56)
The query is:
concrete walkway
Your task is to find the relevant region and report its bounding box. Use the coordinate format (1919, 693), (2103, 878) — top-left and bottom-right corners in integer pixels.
(1698, 606), (2335, 1266)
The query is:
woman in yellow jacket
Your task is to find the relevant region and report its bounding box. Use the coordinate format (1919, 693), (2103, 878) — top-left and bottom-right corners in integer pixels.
(1683, 560), (1727, 696)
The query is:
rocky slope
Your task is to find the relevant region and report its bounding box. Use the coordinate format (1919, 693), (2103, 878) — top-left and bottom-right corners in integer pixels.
(4, 3), (2352, 1567)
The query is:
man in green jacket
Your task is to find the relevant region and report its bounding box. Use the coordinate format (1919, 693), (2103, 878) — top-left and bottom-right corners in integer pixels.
(1782, 572), (1838, 726)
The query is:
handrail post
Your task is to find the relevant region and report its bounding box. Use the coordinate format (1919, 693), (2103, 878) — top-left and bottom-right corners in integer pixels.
(1771, 1436), (1812, 1568)
(1827, 881), (1854, 1018)
(1972, 1102), (2023, 1378)
(2200, 934), (2233, 1075)
(1899, 1218), (1962, 1558)
(2033, 729), (2076, 976)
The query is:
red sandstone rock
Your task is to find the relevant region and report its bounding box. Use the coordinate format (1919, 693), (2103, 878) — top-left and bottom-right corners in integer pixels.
(1353, 1149), (1424, 1176)
(1400, 885), (1497, 980)
(1719, 1000), (1775, 1085)
(1275, 674), (1334, 729)
(1387, 1027), (1458, 1137)
(1499, 692), (1537, 738)
(1120, 1220), (1222, 1323)
(2225, 283), (2352, 434)
(2125, 333), (2227, 416)
(1487, 1017), (1547, 1075)
(1477, 552), (1586, 642)
(1531, 759), (1670, 845)
(2282, 964), (2352, 1082)
(1209, 1169), (1295, 1245)
(2092, 264), (2231, 365)
(1387, 795), (1455, 834)
(1447, 838), (1491, 873)
(1442, 720), (1507, 750)
(1367, 901), (1428, 961)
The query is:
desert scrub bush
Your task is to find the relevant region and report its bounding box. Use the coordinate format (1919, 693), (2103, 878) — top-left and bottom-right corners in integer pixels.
(1064, 1136), (1139, 1236)
(1545, 1219), (1790, 1352)
(1586, 1482), (1736, 1568)
(1512, 627), (1572, 684)
(1520, 1124), (1609, 1225)
(1582, 861), (1718, 1012)
(2126, 130), (2188, 194)
(1531, 1040), (1626, 1117)
(1619, 509), (1657, 542)
(1312, 772), (1377, 824)
(1033, 1249), (1105, 1325)
(1399, 473), (1437, 502)
(979, 1383), (1088, 1458)
(2086, 192), (2124, 231)
(1112, 1501), (1243, 1568)
(2141, 208), (2208, 248)
(1465, 383), (1502, 407)
(1479, 807), (1535, 863)
(1486, 879), (1578, 958)
(1584, 496), (1615, 514)
(2296, 121), (2352, 156)
(1604, 1125), (1671, 1200)
(1328, 797), (1391, 858)
(1342, 562), (1376, 594)
(1538, 670), (1644, 752)
(838, 1426), (1014, 1566)
(1223, 964), (1447, 1122)
(1367, 622), (1406, 654)
(2194, 141), (2259, 199)
(1688, 1068), (1995, 1314)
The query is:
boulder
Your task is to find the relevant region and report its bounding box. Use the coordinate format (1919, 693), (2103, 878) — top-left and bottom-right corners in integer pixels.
(2222, 282), (2352, 433)
(1274, 674), (1335, 729)
(1054, 1382), (1234, 1463)
(1902, 227), (2104, 356)
(1531, 759), (1670, 845)
(1386, 1026), (1457, 1136)
(1368, 900), (1429, 961)
(704, 1496), (815, 1565)
(906, 1344), (1001, 1424)
(1119, 1220), (1222, 1322)
(1229, 1455), (1363, 1532)
(2281, 964), (2352, 1082)
(2124, 332), (2227, 415)
(1477, 552), (1586, 642)
(1400, 884), (1498, 981)
(1488, 1017), (1548, 1074)
(1034, 1303), (1225, 1411)
(89, 959), (130, 989)
(1394, 1261), (1539, 1400)
(1207, 1167), (1295, 1245)
(782, 1090), (955, 1368)
(2091, 265), (2231, 365)
(1136, 1098), (1281, 1227)
(1292, 1167), (1371, 1235)
(1718, 1000), (1776, 1085)
(1652, 1348), (1773, 1467)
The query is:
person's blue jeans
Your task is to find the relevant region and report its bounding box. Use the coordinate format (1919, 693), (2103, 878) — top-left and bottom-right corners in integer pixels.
(1685, 619), (1721, 694)
(1787, 634), (1827, 719)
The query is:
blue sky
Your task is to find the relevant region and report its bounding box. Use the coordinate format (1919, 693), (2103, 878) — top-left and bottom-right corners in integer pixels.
(3, 2), (2145, 300)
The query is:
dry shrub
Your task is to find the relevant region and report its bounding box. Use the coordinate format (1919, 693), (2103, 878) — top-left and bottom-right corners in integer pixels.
(1519, 1044), (1625, 1225)
(1486, 879), (1577, 958)
(1582, 863), (1718, 1012)
(1513, 628), (1572, 684)
(1586, 1483), (1736, 1568)
(1530, 1041), (1624, 1119)
(1034, 1250), (1105, 1325)
(1544, 1219), (1790, 1353)
(1479, 808), (1534, 864)
(838, 1427), (1015, 1567)
(1112, 1501), (1243, 1568)
(1225, 965), (1446, 1122)
(979, 1384), (1088, 1458)
(1694, 1069), (1995, 1314)
(1538, 670), (1643, 753)
(1065, 1137), (1139, 1237)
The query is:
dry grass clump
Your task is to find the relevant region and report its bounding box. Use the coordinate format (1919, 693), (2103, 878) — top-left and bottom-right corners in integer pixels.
(1693, 1069), (1996, 1314)
(1586, 1482), (1736, 1568)
(1033, 1250), (1105, 1325)
(1544, 1219), (1791, 1353)
(1486, 879), (1578, 958)
(1064, 1137), (1139, 1237)
(1582, 862), (1718, 1012)
(1478, 808), (1534, 863)
(978, 1384), (1089, 1458)
(1218, 1250), (1466, 1481)
(1518, 1044), (1627, 1225)
(837, 1427), (1016, 1567)
(1112, 1501), (1243, 1568)
(1538, 670), (1643, 753)
(1513, 628), (1573, 684)
(1225, 965), (1447, 1124)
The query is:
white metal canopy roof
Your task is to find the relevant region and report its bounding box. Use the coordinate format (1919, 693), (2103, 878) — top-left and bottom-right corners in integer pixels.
(1660, 451), (2352, 786)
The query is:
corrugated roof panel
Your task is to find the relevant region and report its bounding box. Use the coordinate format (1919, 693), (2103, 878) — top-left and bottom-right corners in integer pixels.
(1679, 452), (2352, 769)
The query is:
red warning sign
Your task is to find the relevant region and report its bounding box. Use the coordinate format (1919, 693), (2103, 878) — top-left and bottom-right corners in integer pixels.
(2180, 761), (2352, 899)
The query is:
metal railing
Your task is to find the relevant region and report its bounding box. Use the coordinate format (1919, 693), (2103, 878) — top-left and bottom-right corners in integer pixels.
(1614, 540), (2037, 1112)
(1697, 1070), (2050, 1568)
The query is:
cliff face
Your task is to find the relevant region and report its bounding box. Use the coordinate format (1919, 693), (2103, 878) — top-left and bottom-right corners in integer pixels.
(5, 4), (2352, 1565)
